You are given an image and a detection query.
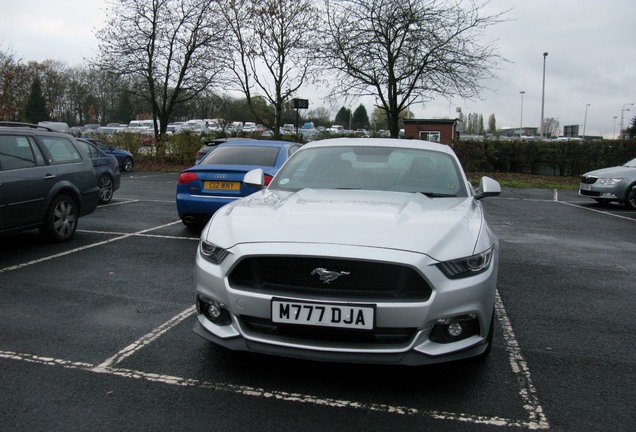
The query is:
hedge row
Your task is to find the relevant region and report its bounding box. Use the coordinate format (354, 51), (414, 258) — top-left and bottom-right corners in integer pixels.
(99, 131), (636, 177)
(453, 139), (636, 177)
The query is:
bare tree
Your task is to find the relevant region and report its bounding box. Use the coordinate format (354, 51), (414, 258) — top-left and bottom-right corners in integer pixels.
(221, 0), (322, 138)
(322, 0), (505, 138)
(94, 0), (227, 138)
(0, 47), (31, 121)
(544, 117), (560, 138)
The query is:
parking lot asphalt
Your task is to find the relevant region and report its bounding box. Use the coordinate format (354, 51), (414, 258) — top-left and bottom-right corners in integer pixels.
(1, 172), (634, 432)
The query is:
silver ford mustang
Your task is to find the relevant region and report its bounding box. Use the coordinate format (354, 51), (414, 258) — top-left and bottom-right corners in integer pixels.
(193, 138), (501, 366)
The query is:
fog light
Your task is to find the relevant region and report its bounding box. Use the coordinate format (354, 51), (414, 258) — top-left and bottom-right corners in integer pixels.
(429, 314), (480, 343)
(207, 303), (222, 320)
(198, 297), (231, 325)
(447, 322), (463, 337)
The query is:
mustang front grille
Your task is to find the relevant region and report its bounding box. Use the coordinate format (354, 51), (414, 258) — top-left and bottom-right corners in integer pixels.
(229, 256), (432, 301)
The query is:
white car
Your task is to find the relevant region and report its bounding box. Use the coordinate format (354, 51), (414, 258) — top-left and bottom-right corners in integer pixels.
(193, 138), (501, 366)
(243, 122), (257, 133)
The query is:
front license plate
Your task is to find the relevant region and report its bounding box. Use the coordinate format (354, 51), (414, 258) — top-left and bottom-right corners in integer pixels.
(580, 183), (593, 191)
(271, 299), (374, 330)
(204, 181), (240, 191)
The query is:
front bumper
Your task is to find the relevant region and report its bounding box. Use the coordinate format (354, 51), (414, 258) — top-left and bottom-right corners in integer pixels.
(193, 242), (497, 366)
(579, 181), (628, 201)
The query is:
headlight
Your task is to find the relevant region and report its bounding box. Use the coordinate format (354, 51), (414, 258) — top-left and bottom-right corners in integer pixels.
(200, 240), (229, 264)
(597, 177), (623, 185)
(436, 247), (494, 279)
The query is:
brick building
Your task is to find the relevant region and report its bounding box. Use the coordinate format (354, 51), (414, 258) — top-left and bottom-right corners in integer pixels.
(403, 119), (462, 145)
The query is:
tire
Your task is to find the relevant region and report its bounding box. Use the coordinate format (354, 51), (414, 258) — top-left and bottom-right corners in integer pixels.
(121, 157), (133, 172)
(40, 194), (78, 242)
(625, 183), (636, 209)
(98, 174), (114, 204)
(182, 218), (203, 230)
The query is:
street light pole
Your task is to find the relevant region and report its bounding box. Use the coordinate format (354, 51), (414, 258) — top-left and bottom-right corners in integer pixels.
(620, 103), (634, 138)
(582, 104), (590, 139)
(519, 91), (525, 136)
(540, 52), (548, 138)
(613, 116), (618, 139)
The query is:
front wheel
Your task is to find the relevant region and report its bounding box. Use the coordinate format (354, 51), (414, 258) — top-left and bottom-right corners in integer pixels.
(624, 183), (636, 209)
(121, 157), (133, 172)
(40, 194), (78, 242)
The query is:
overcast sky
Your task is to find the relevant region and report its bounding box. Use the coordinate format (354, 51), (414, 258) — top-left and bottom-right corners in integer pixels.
(1, 0), (635, 137)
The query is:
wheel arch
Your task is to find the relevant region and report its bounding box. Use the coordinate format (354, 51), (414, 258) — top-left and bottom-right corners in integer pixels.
(45, 181), (82, 213)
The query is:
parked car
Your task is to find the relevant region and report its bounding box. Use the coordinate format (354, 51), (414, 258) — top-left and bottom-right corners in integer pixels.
(37, 121), (70, 133)
(579, 157), (636, 208)
(192, 138), (501, 366)
(177, 140), (302, 227)
(79, 137), (134, 172)
(243, 122), (257, 133)
(76, 139), (121, 204)
(0, 122), (100, 242)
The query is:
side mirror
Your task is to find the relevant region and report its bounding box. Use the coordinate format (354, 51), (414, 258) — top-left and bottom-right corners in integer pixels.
(244, 168), (265, 188)
(475, 176), (501, 200)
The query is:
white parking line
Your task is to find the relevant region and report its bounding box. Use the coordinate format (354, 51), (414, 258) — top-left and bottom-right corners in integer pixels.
(0, 293), (550, 429)
(94, 306), (196, 370)
(0, 221), (184, 273)
(558, 201), (636, 221)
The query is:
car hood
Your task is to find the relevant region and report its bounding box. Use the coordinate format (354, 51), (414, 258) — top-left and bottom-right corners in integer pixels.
(583, 166), (636, 178)
(205, 188), (490, 261)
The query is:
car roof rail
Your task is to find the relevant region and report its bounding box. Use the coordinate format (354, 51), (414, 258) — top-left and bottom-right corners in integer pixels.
(0, 121), (56, 132)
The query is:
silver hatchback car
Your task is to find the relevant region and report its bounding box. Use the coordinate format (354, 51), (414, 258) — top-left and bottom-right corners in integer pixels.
(193, 138), (501, 366)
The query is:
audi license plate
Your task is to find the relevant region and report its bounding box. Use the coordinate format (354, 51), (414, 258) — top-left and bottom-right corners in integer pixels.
(271, 299), (374, 330)
(204, 181), (240, 191)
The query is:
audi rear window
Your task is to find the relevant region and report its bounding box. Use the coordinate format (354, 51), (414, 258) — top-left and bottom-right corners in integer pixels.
(201, 145), (280, 167)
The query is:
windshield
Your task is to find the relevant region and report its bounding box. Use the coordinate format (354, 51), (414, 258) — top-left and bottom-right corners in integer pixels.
(624, 158), (636, 167)
(270, 146), (467, 197)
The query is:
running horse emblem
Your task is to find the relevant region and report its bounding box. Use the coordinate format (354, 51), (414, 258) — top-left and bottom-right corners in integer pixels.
(311, 268), (350, 284)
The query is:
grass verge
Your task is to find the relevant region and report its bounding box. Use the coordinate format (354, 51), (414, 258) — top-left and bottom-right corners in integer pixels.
(468, 172), (579, 190)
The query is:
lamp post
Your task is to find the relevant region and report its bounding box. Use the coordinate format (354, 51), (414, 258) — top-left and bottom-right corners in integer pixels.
(613, 116), (618, 139)
(582, 104), (590, 139)
(519, 91), (525, 137)
(620, 103), (634, 138)
(540, 52), (548, 138)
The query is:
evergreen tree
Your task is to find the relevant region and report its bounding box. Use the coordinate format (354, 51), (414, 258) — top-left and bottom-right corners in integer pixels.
(23, 77), (49, 123)
(627, 116), (636, 138)
(114, 89), (135, 124)
(488, 114), (496, 133)
(334, 106), (352, 128)
(351, 104), (369, 130)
